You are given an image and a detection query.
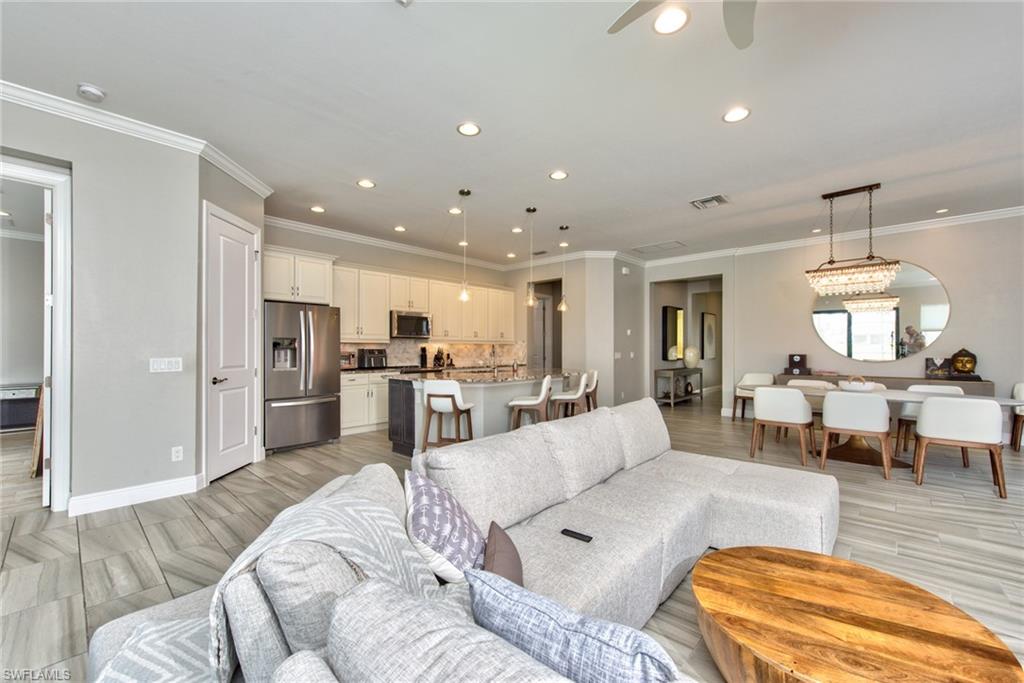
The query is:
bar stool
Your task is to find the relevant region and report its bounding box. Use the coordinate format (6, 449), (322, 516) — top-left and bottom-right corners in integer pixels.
(508, 375), (552, 429)
(750, 387), (815, 466)
(1011, 382), (1023, 452)
(914, 396), (1006, 498)
(421, 379), (474, 452)
(820, 392), (893, 479)
(896, 384), (964, 455)
(550, 372), (589, 419)
(584, 370), (600, 411)
(733, 372), (775, 421)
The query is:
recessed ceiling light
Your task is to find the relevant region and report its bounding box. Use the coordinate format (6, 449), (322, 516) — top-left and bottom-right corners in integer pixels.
(549, 170), (568, 181)
(457, 121), (481, 136)
(722, 106), (751, 123)
(811, 228), (822, 234)
(449, 207), (463, 215)
(310, 205), (326, 213)
(511, 226), (523, 233)
(0, 211), (9, 217)
(506, 252), (516, 258)
(559, 241), (569, 248)
(394, 225), (406, 232)
(458, 240), (469, 247)
(935, 208), (949, 214)
(653, 6), (689, 35)
(356, 179), (376, 189)
(76, 82), (106, 103)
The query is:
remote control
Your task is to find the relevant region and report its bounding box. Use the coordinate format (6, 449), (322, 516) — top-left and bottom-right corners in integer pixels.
(560, 528), (593, 543)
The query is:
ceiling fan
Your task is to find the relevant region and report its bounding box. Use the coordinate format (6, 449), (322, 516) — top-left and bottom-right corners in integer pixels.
(607, 0), (757, 50)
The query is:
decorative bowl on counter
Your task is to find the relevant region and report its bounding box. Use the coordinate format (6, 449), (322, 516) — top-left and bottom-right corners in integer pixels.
(838, 376), (877, 392)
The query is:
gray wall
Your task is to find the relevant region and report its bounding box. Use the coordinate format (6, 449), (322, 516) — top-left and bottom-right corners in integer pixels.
(691, 288), (723, 390)
(650, 280), (688, 376)
(1, 235), (44, 385)
(613, 258), (644, 403)
(199, 158), (264, 229)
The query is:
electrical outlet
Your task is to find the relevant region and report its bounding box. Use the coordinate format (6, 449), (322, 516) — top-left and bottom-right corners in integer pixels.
(171, 446), (184, 462)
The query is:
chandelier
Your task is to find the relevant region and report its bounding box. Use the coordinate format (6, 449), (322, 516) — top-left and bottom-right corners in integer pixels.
(843, 294), (900, 313)
(805, 184), (901, 297)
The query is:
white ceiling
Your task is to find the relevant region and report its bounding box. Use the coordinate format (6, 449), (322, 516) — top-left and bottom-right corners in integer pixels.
(2, 2), (1021, 263)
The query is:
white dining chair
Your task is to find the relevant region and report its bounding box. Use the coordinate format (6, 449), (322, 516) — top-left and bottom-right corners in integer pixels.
(507, 375), (552, 428)
(550, 372), (589, 419)
(584, 370), (600, 411)
(1011, 382), (1023, 452)
(421, 379), (474, 451)
(896, 384), (964, 454)
(733, 372), (775, 421)
(750, 387), (815, 466)
(914, 397), (1006, 498)
(787, 379), (838, 390)
(820, 392), (893, 479)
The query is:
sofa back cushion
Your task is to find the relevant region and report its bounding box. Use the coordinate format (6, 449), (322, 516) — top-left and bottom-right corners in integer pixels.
(422, 424), (565, 530)
(611, 398), (671, 468)
(538, 407), (626, 498)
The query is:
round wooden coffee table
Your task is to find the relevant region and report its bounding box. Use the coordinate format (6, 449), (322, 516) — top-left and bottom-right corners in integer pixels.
(692, 546), (1024, 682)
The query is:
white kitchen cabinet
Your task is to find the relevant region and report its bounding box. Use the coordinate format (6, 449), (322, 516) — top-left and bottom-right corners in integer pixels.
(368, 373), (390, 424)
(332, 267), (360, 340)
(429, 280), (464, 340)
(390, 275), (430, 313)
(488, 288), (515, 343)
(340, 372), (389, 432)
(332, 267), (390, 342)
(462, 287), (489, 341)
(262, 248), (333, 303)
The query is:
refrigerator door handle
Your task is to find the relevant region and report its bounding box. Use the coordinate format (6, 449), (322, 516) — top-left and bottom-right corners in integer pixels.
(298, 309), (307, 392)
(268, 396), (338, 408)
(307, 307), (315, 391)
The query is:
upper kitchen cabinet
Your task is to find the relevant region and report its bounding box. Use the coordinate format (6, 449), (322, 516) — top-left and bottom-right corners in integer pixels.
(333, 266), (390, 342)
(390, 275), (429, 313)
(262, 247), (333, 304)
(428, 280), (463, 340)
(461, 286), (489, 342)
(488, 288), (515, 343)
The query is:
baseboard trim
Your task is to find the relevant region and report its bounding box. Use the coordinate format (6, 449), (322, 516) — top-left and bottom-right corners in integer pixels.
(68, 474), (203, 517)
(340, 423), (388, 437)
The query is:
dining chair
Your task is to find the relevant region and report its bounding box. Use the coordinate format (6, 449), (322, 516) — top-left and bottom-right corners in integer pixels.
(1011, 382), (1023, 452)
(914, 397), (1006, 498)
(733, 372), (774, 421)
(820, 392), (893, 479)
(784, 378), (837, 435)
(421, 379), (474, 452)
(750, 387), (816, 466)
(896, 384), (964, 454)
(507, 375), (552, 428)
(550, 372), (589, 419)
(584, 370), (600, 411)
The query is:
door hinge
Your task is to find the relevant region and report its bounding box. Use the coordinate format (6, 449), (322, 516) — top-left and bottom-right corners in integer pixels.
(254, 367), (258, 378)
(254, 249), (260, 261)
(254, 425), (258, 435)
(43, 376), (52, 388)
(43, 457), (50, 470)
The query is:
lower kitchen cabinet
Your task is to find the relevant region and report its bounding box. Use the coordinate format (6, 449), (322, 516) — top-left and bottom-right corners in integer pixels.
(340, 372), (390, 434)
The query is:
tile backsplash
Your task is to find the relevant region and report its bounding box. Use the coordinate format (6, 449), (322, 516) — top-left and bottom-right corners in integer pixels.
(341, 338), (527, 367)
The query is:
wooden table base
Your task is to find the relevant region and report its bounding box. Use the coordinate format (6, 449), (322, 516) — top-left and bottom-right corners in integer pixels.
(817, 434), (912, 469)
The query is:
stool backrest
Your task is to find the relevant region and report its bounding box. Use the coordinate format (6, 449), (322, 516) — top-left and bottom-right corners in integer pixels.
(585, 370), (599, 392)
(738, 372), (774, 387)
(423, 379), (467, 411)
(537, 374), (553, 400)
(917, 396), (1001, 444)
(754, 387), (812, 424)
(823, 391), (890, 432)
(566, 372), (589, 400)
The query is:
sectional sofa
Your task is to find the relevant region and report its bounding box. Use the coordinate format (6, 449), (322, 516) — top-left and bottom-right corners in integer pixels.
(88, 397), (839, 682)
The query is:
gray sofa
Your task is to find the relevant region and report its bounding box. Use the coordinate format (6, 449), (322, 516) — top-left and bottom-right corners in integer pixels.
(88, 397), (839, 682)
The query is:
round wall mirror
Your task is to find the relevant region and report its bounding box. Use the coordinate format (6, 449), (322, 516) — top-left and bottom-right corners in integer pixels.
(811, 262), (950, 362)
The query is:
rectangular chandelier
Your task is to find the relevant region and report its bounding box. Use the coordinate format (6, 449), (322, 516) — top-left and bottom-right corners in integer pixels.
(843, 294), (900, 313)
(805, 258), (902, 297)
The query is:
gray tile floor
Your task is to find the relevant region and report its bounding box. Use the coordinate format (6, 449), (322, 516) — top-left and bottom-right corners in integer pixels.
(1, 394), (1021, 681)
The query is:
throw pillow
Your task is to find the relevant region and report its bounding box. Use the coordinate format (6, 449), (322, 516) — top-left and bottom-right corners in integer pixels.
(405, 470), (486, 582)
(484, 522), (523, 586)
(465, 569), (681, 683)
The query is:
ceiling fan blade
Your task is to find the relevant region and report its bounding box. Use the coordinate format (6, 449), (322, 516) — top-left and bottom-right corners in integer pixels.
(723, 0), (756, 49)
(607, 1), (664, 34)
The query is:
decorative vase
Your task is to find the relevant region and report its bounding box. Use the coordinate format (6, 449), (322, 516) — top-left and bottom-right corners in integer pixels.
(683, 346), (699, 368)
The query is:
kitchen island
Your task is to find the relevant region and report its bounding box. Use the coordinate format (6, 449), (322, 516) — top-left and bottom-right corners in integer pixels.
(387, 368), (580, 455)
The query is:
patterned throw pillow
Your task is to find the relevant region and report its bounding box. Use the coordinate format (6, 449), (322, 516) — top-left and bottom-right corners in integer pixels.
(465, 569), (681, 683)
(405, 471), (486, 582)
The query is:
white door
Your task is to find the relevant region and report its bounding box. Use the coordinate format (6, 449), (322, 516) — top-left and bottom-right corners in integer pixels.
(294, 257), (332, 304)
(409, 277), (430, 312)
(206, 204), (258, 481)
(333, 267), (360, 341)
(262, 251), (294, 300)
(358, 270), (391, 340)
(41, 188), (53, 507)
(389, 275), (410, 311)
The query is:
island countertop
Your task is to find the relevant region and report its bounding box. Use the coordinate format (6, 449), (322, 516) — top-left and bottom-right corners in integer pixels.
(395, 367), (580, 385)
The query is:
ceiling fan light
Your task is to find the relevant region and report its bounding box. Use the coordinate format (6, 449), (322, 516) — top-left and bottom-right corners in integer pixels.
(653, 6), (689, 35)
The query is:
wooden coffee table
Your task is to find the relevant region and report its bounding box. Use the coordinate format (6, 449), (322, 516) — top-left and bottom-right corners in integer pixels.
(692, 546), (1024, 682)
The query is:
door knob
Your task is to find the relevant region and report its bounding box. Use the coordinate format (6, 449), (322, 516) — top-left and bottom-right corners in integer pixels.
(211, 377), (228, 385)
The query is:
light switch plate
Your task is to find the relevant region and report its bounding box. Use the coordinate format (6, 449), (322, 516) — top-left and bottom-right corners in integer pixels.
(150, 358), (183, 373)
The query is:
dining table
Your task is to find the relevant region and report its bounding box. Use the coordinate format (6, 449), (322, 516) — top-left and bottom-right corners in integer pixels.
(737, 384), (1024, 468)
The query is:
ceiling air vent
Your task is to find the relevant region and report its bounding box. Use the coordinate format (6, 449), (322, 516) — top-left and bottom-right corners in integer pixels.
(632, 241), (686, 255)
(689, 194), (729, 210)
(532, 250), (548, 256)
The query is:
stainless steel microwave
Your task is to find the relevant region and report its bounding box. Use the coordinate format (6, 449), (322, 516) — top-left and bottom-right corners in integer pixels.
(391, 310), (432, 339)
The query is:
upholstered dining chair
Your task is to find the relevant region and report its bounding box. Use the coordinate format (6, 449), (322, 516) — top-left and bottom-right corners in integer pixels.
(1011, 382), (1023, 452)
(750, 387), (816, 466)
(914, 397), (1006, 498)
(896, 384), (964, 454)
(786, 378), (837, 428)
(507, 375), (552, 428)
(550, 372), (589, 419)
(733, 372), (774, 421)
(584, 370), (600, 411)
(421, 379), (474, 452)
(820, 392), (893, 479)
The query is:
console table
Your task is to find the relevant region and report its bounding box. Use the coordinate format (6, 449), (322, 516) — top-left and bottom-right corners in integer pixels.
(773, 373), (995, 396)
(653, 367), (703, 406)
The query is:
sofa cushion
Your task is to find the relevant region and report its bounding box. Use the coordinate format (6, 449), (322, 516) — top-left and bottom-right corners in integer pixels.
(331, 463), (406, 523)
(632, 449), (741, 483)
(271, 652), (338, 683)
(538, 407), (626, 498)
(466, 570), (681, 683)
(484, 522), (523, 586)
(611, 398), (672, 468)
(327, 579), (569, 682)
(256, 540), (364, 654)
(506, 505), (662, 629)
(223, 569), (291, 681)
(422, 424), (565, 530)
(95, 617), (210, 683)
(405, 471), (486, 582)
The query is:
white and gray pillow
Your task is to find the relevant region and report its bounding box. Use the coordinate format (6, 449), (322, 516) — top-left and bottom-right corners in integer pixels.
(405, 471), (486, 582)
(465, 569), (681, 683)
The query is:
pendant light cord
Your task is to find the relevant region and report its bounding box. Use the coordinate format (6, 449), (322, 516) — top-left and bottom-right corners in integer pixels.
(462, 209), (467, 282)
(867, 189), (874, 259)
(828, 197), (835, 264)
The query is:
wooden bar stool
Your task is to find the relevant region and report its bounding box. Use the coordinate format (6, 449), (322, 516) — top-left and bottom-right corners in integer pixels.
(508, 375), (552, 429)
(820, 391), (893, 479)
(1011, 382), (1023, 452)
(550, 372), (589, 419)
(421, 379), (474, 452)
(914, 397), (1007, 498)
(584, 370), (599, 411)
(749, 387), (816, 466)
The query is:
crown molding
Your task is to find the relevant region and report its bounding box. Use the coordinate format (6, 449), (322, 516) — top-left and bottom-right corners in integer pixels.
(0, 229), (44, 243)
(1, 80), (272, 198)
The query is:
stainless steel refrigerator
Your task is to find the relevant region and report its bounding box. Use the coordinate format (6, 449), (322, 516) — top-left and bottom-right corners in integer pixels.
(264, 301), (340, 450)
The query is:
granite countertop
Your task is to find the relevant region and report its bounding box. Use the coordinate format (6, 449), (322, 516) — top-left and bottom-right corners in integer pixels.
(397, 368), (580, 385)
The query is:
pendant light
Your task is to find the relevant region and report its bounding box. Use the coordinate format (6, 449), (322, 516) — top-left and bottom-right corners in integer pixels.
(525, 207), (538, 307)
(457, 189), (471, 302)
(556, 242), (569, 312)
